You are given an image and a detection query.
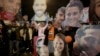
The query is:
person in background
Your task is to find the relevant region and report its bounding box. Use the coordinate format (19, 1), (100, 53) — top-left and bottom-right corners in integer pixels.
(54, 7), (65, 30)
(44, 21), (60, 56)
(31, 21), (39, 56)
(33, 21), (48, 41)
(0, 20), (8, 56)
(25, 22), (33, 54)
(9, 21), (20, 56)
(23, 14), (29, 23)
(19, 22), (33, 55)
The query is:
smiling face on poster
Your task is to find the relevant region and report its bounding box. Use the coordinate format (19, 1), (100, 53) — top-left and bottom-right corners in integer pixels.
(33, 0), (47, 17)
(65, 0), (83, 27)
(2, 0), (21, 16)
(0, 0), (21, 22)
(73, 25), (100, 56)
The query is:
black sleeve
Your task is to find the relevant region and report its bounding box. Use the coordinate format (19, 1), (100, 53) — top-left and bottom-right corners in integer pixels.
(32, 29), (38, 37)
(54, 28), (62, 35)
(44, 28), (49, 46)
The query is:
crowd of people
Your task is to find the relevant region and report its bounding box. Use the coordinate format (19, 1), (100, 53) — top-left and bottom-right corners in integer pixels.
(0, 0), (100, 56)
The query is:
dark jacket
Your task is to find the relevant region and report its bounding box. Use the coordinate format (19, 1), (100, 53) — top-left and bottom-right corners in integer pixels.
(44, 27), (61, 46)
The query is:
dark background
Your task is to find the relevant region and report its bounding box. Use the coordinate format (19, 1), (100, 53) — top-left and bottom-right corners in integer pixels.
(21, 0), (90, 20)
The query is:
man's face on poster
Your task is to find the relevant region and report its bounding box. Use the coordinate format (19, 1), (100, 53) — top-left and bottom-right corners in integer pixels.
(65, 6), (81, 27)
(74, 27), (100, 56)
(33, 0), (47, 17)
(80, 29), (100, 52)
(2, 0), (21, 16)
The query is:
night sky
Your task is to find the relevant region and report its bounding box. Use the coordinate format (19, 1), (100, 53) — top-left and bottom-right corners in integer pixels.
(21, 0), (90, 20)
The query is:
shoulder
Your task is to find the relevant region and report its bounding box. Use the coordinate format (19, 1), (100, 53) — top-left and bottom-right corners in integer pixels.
(31, 16), (35, 21)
